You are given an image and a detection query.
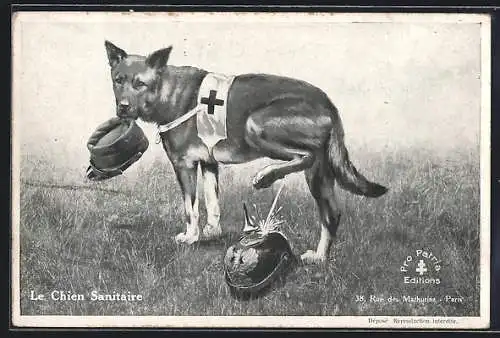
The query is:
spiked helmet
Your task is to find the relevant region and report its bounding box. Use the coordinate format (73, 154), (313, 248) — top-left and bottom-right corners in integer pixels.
(224, 187), (294, 297)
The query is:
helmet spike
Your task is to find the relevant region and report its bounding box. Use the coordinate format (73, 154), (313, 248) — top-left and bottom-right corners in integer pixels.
(243, 203), (258, 233)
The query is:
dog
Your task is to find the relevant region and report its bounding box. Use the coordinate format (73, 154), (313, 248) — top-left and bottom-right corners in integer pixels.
(104, 41), (388, 264)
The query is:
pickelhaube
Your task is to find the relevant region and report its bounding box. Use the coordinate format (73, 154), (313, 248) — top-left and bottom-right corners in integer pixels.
(86, 117), (149, 181)
(224, 204), (294, 298)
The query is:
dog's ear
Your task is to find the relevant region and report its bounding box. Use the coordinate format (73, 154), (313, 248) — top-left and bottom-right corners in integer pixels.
(105, 40), (127, 68)
(145, 46), (173, 71)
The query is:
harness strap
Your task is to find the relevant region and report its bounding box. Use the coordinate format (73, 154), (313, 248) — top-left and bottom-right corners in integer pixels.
(155, 106), (203, 144)
(157, 107), (202, 133)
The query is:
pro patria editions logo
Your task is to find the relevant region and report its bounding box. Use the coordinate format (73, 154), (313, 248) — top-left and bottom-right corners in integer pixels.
(400, 249), (442, 285)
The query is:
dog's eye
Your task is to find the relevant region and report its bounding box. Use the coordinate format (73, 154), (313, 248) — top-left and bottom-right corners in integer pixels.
(114, 77), (124, 85)
(133, 80), (147, 89)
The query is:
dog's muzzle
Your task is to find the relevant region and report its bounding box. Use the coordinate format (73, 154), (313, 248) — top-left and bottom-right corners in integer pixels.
(117, 105), (132, 119)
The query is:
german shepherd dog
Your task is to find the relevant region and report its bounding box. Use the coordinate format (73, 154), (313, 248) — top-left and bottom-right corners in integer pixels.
(104, 41), (388, 264)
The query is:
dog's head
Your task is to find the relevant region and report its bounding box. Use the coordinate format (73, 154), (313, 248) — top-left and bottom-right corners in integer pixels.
(104, 41), (172, 121)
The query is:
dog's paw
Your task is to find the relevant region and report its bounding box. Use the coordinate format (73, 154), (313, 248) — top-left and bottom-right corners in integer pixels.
(300, 250), (326, 265)
(174, 232), (199, 245)
(202, 224), (222, 239)
(252, 166), (282, 189)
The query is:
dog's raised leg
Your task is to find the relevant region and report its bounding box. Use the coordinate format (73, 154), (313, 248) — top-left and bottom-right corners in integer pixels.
(201, 162), (222, 239)
(249, 141), (315, 189)
(302, 159), (340, 264)
(173, 163), (200, 244)
(244, 99), (321, 189)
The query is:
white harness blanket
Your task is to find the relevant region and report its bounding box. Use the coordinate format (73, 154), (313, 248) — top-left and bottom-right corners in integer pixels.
(157, 72), (235, 151)
(195, 73), (235, 150)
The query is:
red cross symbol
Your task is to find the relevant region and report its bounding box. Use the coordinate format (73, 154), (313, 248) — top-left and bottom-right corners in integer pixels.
(200, 90), (224, 115)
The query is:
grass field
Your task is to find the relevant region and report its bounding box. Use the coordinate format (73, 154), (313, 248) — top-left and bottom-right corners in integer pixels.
(17, 145), (481, 317)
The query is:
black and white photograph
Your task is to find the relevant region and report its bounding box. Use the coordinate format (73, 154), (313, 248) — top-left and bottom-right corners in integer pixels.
(11, 11), (491, 328)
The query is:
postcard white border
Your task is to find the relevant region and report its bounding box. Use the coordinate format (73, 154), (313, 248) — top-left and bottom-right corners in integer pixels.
(11, 11), (491, 329)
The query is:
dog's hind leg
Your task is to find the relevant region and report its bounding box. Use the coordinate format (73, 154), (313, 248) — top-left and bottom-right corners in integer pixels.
(302, 157), (341, 264)
(244, 98), (326, 189)
(172, 163), (200, 244)
(201, 162), (222, 239)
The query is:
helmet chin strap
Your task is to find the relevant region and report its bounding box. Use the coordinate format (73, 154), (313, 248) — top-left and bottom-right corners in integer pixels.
(224, 250), (291, 292)
(86, 152), (144, 181)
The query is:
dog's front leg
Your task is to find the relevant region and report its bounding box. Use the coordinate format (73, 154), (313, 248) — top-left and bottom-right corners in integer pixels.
(173, 163), (200, 245)
(201, 162), (222, 239)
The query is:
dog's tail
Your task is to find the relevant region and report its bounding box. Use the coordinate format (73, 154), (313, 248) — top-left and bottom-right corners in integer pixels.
(326, 128), (388, 198)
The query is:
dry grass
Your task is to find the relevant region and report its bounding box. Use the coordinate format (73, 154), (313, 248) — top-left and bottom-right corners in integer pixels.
(18, 145), (480, 317)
